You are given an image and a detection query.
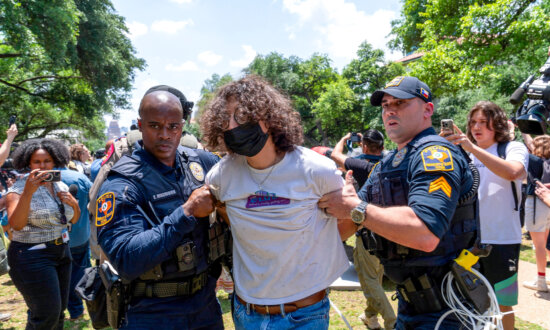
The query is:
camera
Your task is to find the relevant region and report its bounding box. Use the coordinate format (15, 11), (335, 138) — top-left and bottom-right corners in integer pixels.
(40, 170), (61, 182)
(510, 53), (550, 135)
(8, 115), (16, 126)
(350, 132), (361, 143)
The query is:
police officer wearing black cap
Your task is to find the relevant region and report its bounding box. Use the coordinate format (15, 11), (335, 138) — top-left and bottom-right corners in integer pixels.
(320, 76), (478, 328)
(95, 85), (224, 329)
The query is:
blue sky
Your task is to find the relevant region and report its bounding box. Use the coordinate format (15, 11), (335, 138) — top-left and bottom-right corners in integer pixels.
(108, 0), (404, 129)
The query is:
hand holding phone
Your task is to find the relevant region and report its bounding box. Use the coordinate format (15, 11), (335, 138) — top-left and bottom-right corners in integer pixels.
(441, 119), (454, 137)
(40, 170), (61, 182)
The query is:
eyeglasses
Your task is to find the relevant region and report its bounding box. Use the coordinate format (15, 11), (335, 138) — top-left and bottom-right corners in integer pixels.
(57, 202), (67, 225)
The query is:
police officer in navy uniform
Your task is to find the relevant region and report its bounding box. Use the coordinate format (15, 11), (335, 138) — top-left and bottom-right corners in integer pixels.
(320, 76), (478, 329)
(95, 86), (223, 329)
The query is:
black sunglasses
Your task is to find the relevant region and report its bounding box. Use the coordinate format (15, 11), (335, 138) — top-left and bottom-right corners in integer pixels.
(57, 202), (67, 225)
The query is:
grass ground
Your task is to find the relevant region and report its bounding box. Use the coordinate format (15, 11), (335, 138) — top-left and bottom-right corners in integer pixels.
(0, 234), (546, 329)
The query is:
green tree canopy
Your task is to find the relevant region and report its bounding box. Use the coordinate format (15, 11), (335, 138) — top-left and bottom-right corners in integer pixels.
(0, 0), (145, 142)
(389, 0), (550, 97)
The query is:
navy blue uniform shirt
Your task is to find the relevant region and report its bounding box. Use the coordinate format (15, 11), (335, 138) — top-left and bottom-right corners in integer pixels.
(358, 127), (473, 239)
(95, 144), (222, 324)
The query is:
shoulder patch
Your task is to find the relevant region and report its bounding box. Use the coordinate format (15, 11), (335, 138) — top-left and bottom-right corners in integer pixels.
(189, 162), (205, 182)
(428, 176), (452, 198)
(421, 145), (454, 172)
(96, 192), (115, 227)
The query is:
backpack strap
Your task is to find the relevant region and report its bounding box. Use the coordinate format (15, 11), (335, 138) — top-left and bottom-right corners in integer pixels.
(497, 141), (519, 211)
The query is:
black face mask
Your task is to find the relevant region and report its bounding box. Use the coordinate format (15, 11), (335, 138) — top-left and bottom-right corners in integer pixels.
(224, 123), (269, 157)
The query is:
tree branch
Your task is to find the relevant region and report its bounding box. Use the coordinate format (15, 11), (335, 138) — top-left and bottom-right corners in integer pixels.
(0, 79), (53, 100)
(17, 75), (82, 85)
(0, 53), (22, 58)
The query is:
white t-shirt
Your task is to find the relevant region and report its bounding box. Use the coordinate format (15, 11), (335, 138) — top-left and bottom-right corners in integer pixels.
(207, 146), (349, 305)
(473, 141), (528, 244)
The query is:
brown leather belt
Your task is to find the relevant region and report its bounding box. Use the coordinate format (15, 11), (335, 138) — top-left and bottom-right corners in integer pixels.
(236, 290), (326, 315)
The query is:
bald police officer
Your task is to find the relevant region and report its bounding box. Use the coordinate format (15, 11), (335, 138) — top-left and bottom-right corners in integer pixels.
(320, 76), (478, 329)
(95, 86), (223, 329)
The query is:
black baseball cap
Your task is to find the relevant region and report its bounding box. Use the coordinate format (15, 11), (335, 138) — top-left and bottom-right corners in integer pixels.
(370, 76), (432, 106)
(145, 85), (194, 120)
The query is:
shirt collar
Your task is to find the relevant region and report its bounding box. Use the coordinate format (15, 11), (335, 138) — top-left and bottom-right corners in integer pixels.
(134, 142), (181, 177)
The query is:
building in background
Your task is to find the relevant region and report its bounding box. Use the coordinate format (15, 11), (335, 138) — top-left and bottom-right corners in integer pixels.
(107, 120), (121, 140)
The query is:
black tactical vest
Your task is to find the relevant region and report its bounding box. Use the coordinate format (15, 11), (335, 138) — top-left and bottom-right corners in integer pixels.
(364, 133), (477, 284)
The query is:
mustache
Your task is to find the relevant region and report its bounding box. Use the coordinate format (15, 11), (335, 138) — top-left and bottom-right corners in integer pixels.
(385, 116), (400, 123)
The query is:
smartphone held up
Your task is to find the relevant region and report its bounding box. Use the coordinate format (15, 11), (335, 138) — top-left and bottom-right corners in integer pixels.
(441, 119), (454, 137)
(40, 170), (61, 182)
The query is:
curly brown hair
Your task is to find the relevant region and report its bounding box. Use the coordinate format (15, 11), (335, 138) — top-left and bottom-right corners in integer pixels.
(200, 75), (303, 153)
(466, 101), (510, 145)
(532, 135), (550, 159)
(69, 144), (88, 161)
(11, 139), (70, 170)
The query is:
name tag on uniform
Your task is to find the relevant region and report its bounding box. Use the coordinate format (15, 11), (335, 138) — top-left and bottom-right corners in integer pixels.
(61, 228), (70, 243)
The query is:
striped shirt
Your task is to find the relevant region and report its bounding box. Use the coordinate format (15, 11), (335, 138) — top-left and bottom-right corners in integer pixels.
(7, 176), (74, 244)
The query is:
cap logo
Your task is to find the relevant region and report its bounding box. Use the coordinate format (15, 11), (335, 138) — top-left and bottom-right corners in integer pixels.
(420, 88), (430, 100)
(385, 76), (405, 88)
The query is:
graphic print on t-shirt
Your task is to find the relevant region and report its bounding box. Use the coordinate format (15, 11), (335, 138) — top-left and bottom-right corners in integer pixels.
(246, 190), (290, 208)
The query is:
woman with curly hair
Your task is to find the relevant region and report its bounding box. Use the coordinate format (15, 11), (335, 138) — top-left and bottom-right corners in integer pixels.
(5, 139), (80, 329)
(444, 101), (528, 330)
(202, 75), (348, 329)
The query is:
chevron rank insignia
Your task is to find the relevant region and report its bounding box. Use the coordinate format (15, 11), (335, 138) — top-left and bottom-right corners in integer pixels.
(428, 176), (452, 198)
(421, 145), (453, 172)
(96, 192), (115, 227)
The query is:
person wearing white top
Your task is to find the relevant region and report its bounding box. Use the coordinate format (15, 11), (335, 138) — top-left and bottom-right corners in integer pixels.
(444, 101), (528, 330)
(201, 75), (348, 330)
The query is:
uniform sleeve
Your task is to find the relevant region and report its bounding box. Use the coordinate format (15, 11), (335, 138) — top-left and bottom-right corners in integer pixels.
(96, 174), (199, 280)
(407, 145), (466, 238)
(197, 150), (221, 172)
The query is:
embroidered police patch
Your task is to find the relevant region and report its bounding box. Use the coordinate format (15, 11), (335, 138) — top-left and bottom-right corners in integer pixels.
(385, 76), (405, 88)
(392, 147), (408, 167)
(421, 146), (454, 172)
(189, 162), (205, 182)
(428, 176), (452, 198)
(96, 192), (115, 227)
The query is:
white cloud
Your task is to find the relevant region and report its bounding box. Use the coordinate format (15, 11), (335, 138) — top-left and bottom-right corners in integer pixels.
(282, 0), (399, 66)
(126, 21), (148, 39)
(169, 0), (193, 3)
(165, 61), (200, 72)
(198, 51), (223, 67)
(230, 45), (257, 68)
(151, 19), (194, 34)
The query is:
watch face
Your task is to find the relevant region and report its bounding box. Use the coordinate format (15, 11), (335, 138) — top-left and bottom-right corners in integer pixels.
(351, 209), (364, 224)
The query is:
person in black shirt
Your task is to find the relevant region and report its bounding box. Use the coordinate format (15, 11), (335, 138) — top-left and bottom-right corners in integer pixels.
(330, 129), (384, 188)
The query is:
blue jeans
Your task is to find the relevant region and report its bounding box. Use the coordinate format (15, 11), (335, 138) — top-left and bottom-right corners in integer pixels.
(8, 240), (72, 330)
(233, 293), (330, 330)
(68, 241), (91, 319)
